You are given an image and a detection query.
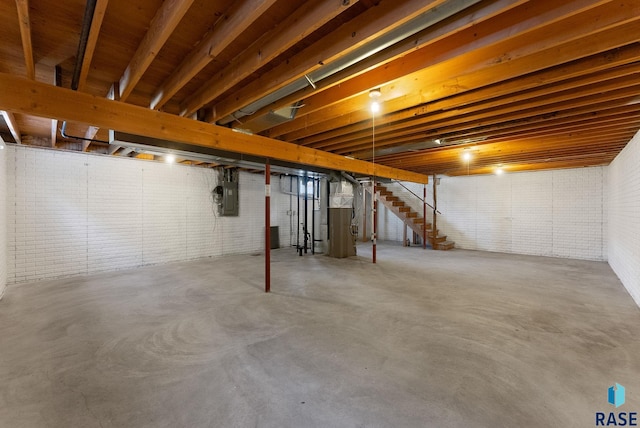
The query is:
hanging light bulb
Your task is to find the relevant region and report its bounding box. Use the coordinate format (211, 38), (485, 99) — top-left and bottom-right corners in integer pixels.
(165, 154), (176, 164)
(462, 149), (472, 161)
(369, 88), (381, 114)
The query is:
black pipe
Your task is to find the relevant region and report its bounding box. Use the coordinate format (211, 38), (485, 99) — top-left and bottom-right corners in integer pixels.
(304, 174), (308, 254)
(72, 0), (98, 91)
(60, 121), (110, 144)
(326, 178), (330, 241)
(297, 175), (301, 256)
(63, 0), (106, 147)
(311, 178), (316, 255)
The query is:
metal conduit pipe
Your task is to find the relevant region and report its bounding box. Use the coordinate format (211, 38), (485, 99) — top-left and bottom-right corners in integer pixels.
(71, 0), (98, 91)
(62, 0), (104, 145)
(218, 0), (482, 126)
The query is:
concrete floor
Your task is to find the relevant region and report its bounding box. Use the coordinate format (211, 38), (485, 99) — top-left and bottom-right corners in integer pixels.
(0, 243), (639, 428)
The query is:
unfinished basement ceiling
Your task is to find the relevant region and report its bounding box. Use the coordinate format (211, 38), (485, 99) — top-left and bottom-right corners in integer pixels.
(0, 0), (639, 175)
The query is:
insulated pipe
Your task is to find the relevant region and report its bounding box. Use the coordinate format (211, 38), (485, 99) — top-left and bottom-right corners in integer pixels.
(265, 161), (271, 293)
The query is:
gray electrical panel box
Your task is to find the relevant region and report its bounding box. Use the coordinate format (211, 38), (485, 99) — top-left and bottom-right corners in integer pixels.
(222, 181), (238, 216)
(214, 168), (239, 217)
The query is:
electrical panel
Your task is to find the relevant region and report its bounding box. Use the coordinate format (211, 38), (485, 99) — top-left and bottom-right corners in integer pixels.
(222, 180), (238, 216)
(213, 168), (239, 216)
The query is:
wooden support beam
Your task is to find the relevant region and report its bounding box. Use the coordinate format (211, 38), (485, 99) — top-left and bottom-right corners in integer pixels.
(270, 0), (640, 138)
(212, 0), (451, 123)
(1, 110), (22, 144)
(316, 76), (640, 153)
(238, 0), (524, 133)
(151, 0), (278, 110)
(285, 43), (640, 143)
(15, 0), (35, 80)
(180, 0), (360, 117)
(349, 103), (640, 158)
(76, 0), (109, 92)
(0, 73), (429, 183)
(119, 0), (195, 102)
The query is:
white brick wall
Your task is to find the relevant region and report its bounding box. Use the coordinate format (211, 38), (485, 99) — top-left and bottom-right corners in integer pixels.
(0, 139), (6, 299)
(6, 146), (286, 284)
(608, 130), (640, 306)
(437, 167), (606, 260)
(373, 167), (607, 261)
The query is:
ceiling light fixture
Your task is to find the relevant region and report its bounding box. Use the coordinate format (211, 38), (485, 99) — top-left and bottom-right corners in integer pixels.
(495, 166), (504, 175)
(434, 139), (441, 145)
(462, 149), (472, 161)
(369, 88), (381, 114)
(165, 154), (176, 164)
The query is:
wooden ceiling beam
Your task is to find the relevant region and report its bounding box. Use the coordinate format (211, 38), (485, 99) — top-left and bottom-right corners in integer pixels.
(344, 103), (640, 156)
(269, 1), (640, 138)
(283, 43), (640, 142)
(353, 112), (640, 160)
(118, 0), (195, 102)
(446, 157), (619, 176)
(1, 110), (22, 144)
(380, 133), (636, 169)
(211, 0), (451, 122)
(14, 0), (35, 80)
(0, 73), (429, 183)
(180, 0), (360, 117)
(238, 0), (527, 134)
(76, 0), (109, 92)
(314, 77), (640, 152)
(150, 0), (278, 111)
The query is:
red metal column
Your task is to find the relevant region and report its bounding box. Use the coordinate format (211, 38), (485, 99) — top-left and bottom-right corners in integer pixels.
(373, 181), (377, 263)
(423, 185), (427, 249)
(265, 161), (271, 293)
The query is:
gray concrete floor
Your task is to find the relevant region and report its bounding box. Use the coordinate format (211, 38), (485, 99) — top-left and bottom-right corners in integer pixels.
(0, 243), (639, 428)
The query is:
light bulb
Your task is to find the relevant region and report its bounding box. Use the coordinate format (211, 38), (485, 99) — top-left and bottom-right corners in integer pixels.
(166, 154), (175, 164)
(462, 151), (471, 161)
(370, 101), (380, 113)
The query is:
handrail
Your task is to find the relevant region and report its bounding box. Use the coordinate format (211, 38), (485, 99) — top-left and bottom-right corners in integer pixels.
(391, 180), (441, 214)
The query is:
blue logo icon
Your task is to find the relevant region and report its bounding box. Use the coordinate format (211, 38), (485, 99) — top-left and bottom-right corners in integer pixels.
(609, 383), (626, 408)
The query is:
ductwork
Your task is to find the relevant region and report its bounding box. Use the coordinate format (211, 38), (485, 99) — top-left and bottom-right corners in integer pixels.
(71, 0), (98, 91)
(219, 0), (482, 126)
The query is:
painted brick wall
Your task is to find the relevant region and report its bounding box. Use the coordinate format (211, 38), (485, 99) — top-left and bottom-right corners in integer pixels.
(0, 139), (6, 299)
(437, 167), (606, 260)
(374, 167), (606, 261)
(6, 146), (284, 284)
(608, 130), (640, 306)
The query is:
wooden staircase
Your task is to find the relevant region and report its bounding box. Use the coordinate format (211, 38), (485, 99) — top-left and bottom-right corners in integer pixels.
(373, 184), (455, 250)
